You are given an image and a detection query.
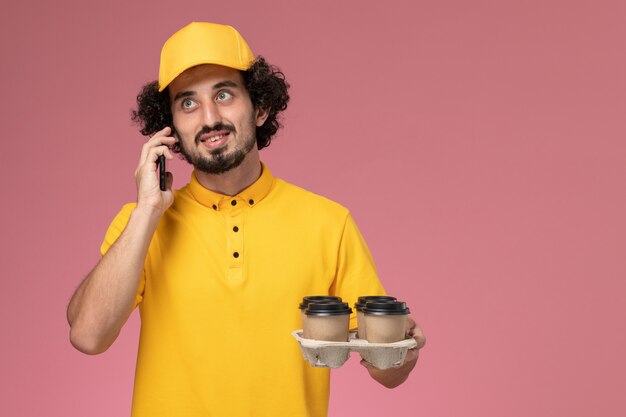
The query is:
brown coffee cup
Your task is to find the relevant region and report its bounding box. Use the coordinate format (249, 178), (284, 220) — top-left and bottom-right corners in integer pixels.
(363, 301), (410, 343)
(299, 296), (342, 329)
(302, 302), (352, 341)
(354, 296), (397, 339)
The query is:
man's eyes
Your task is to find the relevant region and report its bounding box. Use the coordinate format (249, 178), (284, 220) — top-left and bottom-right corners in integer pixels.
(179, 91), (233, 110)
(182, 99), (197, 109)
(216, 91), (233, 102)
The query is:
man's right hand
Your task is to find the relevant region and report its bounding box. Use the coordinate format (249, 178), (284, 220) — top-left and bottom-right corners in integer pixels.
(135, 126), (177, 214)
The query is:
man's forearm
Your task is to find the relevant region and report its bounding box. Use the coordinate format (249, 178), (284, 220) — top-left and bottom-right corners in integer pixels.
(67, 206), (161, 354)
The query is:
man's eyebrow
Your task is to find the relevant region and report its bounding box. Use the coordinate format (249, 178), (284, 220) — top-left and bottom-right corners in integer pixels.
(172, 80), (240, 102)
(173, 91), (195, 102)
(213, 80), (239, 89)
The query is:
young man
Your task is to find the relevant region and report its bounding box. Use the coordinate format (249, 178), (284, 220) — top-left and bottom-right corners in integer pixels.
(67, 22), (425, 416)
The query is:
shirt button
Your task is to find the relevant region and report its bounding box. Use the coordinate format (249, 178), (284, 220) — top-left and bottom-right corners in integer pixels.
(233, 252), (239, 258)
(231, 200), (237, 206)
(233, 226), (239, 232)
(249, 199), (254, 205)
(212, 204), (217, 210)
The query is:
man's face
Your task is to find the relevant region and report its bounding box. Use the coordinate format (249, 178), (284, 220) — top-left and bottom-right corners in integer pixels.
(168, 64), (267, 174)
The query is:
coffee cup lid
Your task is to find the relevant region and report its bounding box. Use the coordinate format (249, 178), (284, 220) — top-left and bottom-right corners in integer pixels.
(299, 296), (342, 310)
(354, 295), (397, 311)
(305, 302), (352, 316)
(363, 301), (410, 315)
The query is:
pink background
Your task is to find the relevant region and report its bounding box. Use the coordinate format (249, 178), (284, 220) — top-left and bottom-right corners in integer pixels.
(1, 0), (625, 416)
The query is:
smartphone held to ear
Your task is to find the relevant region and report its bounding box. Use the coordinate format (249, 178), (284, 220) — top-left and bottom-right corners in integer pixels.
(158, 154), (167, 191)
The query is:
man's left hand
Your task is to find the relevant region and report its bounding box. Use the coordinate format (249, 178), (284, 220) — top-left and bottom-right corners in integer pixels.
(360, 316), (426, 388)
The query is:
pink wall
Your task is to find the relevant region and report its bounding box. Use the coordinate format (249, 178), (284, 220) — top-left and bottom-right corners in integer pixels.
(1, 0), (625, 416)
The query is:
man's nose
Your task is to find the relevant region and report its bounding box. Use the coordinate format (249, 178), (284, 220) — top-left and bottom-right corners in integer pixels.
(202, 101), (222, 126)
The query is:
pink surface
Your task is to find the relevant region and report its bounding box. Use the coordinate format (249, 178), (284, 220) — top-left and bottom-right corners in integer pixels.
(1, 0), (625, 416)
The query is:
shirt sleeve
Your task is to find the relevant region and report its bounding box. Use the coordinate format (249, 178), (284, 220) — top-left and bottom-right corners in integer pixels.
(99, 203), (146, 309)
(330, 212), (387, 330)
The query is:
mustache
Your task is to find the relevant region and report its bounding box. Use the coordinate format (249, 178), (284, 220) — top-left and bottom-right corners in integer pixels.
(194, 124), (236, 144)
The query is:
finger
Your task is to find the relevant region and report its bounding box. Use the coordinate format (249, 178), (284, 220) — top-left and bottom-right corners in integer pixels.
(359, 359), (377, 370)
(147, 145), (173, 166)
(165, 172), (174, 190)
(162, 146), (175, 160)
(151, 126), (171, 137)
(137, 145), (173, 180)
(406, 316), (417, 336)
(404, 347), (420, 363)
(139, 130), (176, 166)
(412, 325), (426, 350)
(140, 136), (176, 165)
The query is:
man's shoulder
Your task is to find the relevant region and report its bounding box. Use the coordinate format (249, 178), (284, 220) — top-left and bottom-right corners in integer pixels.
(273, 177), (350, 217)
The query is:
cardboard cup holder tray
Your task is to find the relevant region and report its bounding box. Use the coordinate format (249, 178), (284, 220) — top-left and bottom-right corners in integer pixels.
(292, 330), (417, 369)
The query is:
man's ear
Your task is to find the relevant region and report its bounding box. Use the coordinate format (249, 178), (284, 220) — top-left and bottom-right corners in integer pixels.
(255, 107), (269, 127)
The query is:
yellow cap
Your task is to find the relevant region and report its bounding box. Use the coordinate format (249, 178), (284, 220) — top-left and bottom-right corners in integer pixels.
(158, 22), (255, 92)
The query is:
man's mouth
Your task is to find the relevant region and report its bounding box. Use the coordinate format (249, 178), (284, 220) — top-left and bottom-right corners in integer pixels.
(198, 130), (232, 146)
(201, 133), (228, 143)
(196, 124), (235, 147)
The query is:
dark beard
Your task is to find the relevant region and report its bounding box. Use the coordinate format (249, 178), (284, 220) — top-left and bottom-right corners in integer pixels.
(176, 124), (256, 175)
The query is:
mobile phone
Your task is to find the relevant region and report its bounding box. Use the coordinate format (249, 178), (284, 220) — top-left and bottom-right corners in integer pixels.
(158, 154), (166, 191)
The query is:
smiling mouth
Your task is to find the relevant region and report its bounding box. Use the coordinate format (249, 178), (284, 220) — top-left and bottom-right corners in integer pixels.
(201, 134), (227, 143)
(199, 131), (232, 144)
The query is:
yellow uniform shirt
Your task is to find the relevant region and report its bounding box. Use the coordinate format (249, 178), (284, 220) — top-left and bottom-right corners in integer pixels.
(101, 164), (385, 417)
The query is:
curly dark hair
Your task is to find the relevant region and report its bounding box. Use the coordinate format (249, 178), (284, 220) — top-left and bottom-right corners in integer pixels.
(131, 57), (290, 151)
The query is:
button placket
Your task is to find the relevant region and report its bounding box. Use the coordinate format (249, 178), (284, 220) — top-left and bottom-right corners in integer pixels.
(226, 199), (244, 271)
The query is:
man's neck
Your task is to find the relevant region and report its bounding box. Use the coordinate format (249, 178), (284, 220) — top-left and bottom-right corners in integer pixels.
(193, 151), (262, 196)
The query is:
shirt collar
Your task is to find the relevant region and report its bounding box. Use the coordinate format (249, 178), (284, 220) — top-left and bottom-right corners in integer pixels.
(188, 162), (274, 210)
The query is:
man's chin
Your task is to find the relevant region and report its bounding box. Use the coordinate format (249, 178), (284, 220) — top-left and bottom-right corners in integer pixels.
(192, 153), (246, 175)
